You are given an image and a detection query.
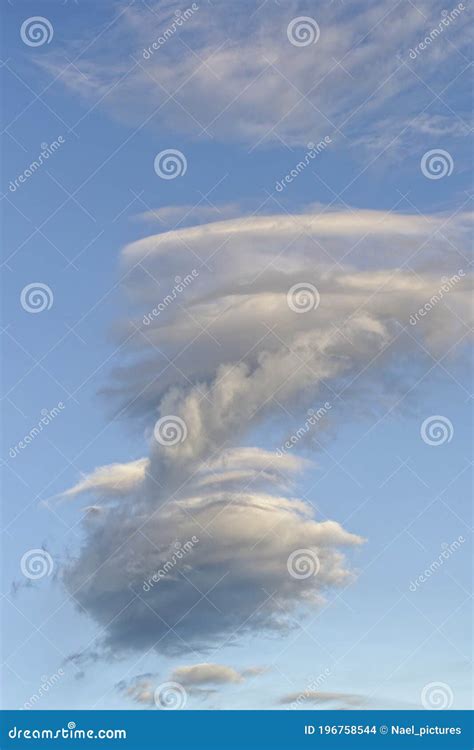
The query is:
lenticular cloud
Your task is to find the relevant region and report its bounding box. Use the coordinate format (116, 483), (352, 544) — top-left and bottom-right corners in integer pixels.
(62, 208), (472, 657)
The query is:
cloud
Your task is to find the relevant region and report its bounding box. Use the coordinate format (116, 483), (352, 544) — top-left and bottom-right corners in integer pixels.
(170, 663), (245, 686)
(60, 458), (149, 500)
(116, 673), (157, 706)
(279, 690), (365, 708)
(134, 203), (242, 229)
(116, 662), (261, 706)
(60, 206), (472, 664)
(37, 0), (471, 148)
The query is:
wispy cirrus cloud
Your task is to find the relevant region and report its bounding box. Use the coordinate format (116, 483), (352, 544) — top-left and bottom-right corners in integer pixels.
(37, 0), (472, 149)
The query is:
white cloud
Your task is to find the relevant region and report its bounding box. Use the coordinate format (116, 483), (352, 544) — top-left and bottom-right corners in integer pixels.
(38, 0), (471, 148)
(171, 663), (244, 686)
(61, 205), (471, 662)
(61, 458), (148, 499)
(134, 203), (242, 228)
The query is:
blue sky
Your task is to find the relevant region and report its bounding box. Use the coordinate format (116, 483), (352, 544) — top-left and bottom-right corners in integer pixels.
(1, 0), (472, 712)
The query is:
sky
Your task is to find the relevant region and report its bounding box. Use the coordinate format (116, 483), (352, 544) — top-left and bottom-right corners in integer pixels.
(0, 0), (472, 713)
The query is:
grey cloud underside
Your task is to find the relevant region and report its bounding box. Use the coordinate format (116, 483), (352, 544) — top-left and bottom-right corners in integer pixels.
(62, 209), (472, 660)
